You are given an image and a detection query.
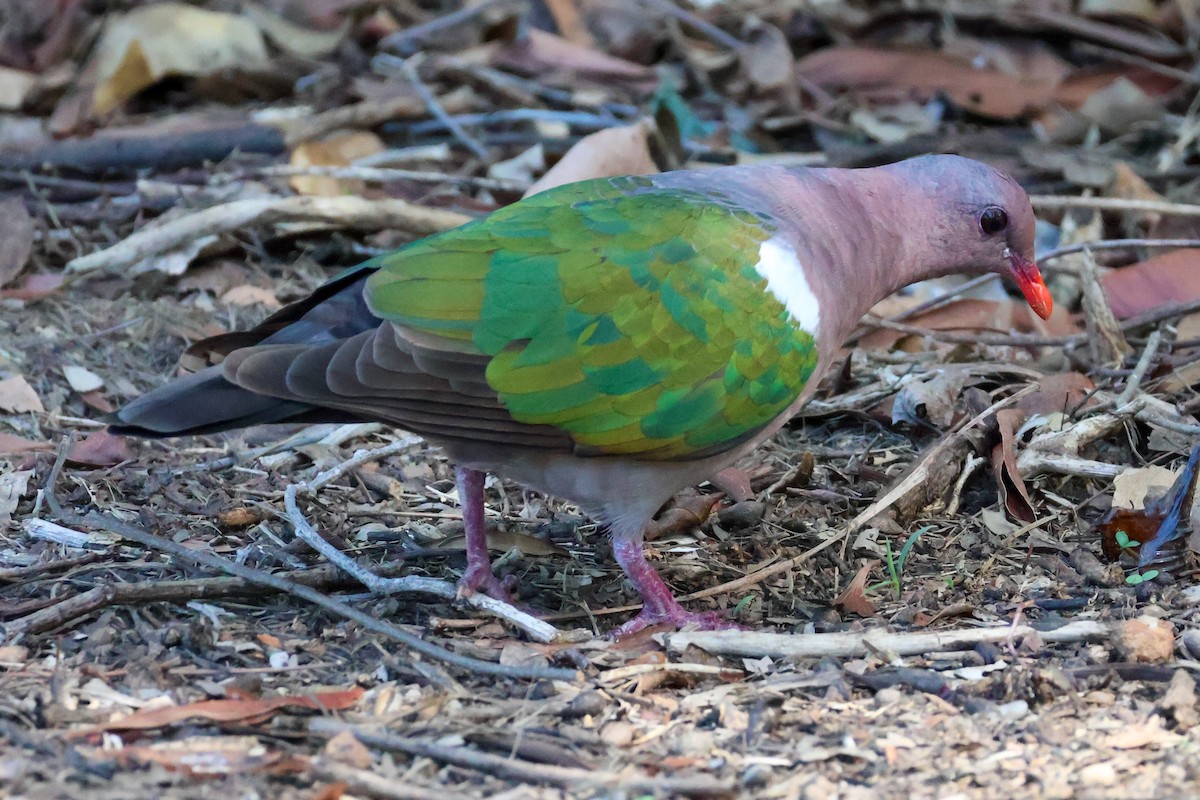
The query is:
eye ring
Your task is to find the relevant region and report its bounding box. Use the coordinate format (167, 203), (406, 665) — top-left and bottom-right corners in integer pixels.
(980, 206), (1009, 236)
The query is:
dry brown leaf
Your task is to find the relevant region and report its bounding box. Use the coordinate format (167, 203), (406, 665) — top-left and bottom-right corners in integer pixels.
(0, 198), (34, 289)
(739, 19), (794, 92)
(644, 491), (722, 541)
(75, 688), (363, 736)
(0, 470), (34, 525)
(992, 408), (1036, 523)
(1016, 372), (1096, 416)
(0, 273), (64, 301)
(0, 433), (51, 456)
(833, 559), (879, 618)
(88, 3), (270, 116)
(220, 285), (282, 309)
(112, 735), (308, 777)
(1101, 248), (1200, 319)
(322, 730), (373, 769)
(544, 0), (596, 47)
(493, 29), (656, 87)
(525, 119), (657, 197)
(1112, 466), (1178, 511)
(1077, 76), (1165, 132)
(67, 430), (133, 467)
(243, 4), (350, 58)
(0, 375), (44, 414)
(437, 529), (568, 557)
(796, 45), (1064, 120)
(891, 370), (972, 429)
(0, 67), (36, 111)
(290, 131), (385, 196)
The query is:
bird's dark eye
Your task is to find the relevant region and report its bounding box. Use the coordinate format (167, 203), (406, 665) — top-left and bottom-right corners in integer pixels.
(980, 207), (1008, 235)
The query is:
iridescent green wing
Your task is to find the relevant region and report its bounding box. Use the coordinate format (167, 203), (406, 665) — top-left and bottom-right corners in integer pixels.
(365, 176), (819, 460)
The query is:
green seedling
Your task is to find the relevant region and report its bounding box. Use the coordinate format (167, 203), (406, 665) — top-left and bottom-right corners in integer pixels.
(870, 525), (932, 598)
(1114, 529), (1140, 558)
(1125, 569), (1159, 586)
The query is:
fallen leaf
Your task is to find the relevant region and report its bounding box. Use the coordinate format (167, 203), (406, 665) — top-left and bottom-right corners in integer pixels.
(796, 45), (1066, 120)
(289, 130), (385, 196)
(437, 529), (568, 557)
(891, 369), (971, 428)
(110, 735), (310, 776)
(644, 491), (722, 541)
(62, 365), (104, 393)
(1101, 248), (1200, 319)
(1112, 466), (1178, 511)
(243, 5), (349, 58)
(525, 118), (658, 197)
(0, 67), (36, 110)
(322, 730), (373, 769)
(220, 285), (282, 309)
(88, 3), (270, 116)
(739, 19), (794, 91)
(991, 409), (1036, 523)
(1078, 76), (1165, 132)
(0, 273), (64, 301)
(0, 470), (34, 525)
(1016, 372), (1095, 416)
(0, 198), (34, 288)
(0, 433), (51, 456)
(76, 688), (363, 736)
(68, 430), (134, 467)
(493, 29), (657, 89)
(833, 559), (879, 618)
(488, 143), (545, 185)
(0, 375), (44, 413)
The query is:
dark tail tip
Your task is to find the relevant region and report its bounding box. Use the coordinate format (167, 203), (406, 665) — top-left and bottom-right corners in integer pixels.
(107, 367), (323, 438)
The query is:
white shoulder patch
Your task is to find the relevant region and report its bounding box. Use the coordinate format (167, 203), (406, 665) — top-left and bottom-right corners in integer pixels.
(754, 237), (820, 334)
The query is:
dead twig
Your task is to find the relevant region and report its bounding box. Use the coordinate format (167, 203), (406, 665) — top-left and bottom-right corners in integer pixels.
(282, 485), (565, 644)
(658, 619), (1110, 660)
(29, 508), (579, 682)
(65, 195), (471, 278)
(1031, 195), (1200, 217)
(309, 719), (735, 798)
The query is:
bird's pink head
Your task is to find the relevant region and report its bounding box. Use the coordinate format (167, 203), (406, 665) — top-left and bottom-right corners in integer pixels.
(891, 155), (1053, 320)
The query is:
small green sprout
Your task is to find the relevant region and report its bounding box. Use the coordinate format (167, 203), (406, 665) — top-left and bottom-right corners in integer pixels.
(1125, 569), (1159, 586)
(1114, 529), (1140, 557)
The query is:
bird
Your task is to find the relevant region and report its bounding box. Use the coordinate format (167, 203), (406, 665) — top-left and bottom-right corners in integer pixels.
(107, 154), (1053, 635)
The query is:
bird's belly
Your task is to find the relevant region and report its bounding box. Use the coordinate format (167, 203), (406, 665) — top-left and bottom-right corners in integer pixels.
(444, 443), (727, 537)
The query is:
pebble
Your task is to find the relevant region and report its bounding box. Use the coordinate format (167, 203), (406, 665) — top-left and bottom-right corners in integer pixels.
(1113, 616), (1176, 663)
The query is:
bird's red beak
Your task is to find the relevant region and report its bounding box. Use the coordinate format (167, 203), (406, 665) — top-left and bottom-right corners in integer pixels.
(1008, 252), (1053, 320)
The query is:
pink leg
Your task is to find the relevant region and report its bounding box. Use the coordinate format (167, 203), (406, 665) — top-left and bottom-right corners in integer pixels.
(456, 467), (517, 602)
(609, 530), (740, 637)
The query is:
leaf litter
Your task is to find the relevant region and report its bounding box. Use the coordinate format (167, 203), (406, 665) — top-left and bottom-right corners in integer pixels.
(1, 1), (1200, 798)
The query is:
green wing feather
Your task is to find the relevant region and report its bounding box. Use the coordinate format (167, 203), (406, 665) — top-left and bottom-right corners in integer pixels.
(365, 176), (819, 460)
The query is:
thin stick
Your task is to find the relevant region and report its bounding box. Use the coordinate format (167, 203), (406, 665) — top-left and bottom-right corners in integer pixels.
(1031, 196), (1200, 216)
(379, 0), (512, 54)
(309, 719), (735, 798)
(283, 486), (563, 643)
(1039, 238), (1200, 269)
(259, 165), (528, 193)
(42, 508), (579, 682)
(1118, 329), (1163, 406)
(658, 619), (1111, 659)
(394, 55), (490, 161)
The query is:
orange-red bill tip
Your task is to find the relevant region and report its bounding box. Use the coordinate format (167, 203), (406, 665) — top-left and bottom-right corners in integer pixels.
(1011, 256), (1054, 320)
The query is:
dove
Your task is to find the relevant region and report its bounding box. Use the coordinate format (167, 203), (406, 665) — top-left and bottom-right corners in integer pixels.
(108, 154), (1052, 634)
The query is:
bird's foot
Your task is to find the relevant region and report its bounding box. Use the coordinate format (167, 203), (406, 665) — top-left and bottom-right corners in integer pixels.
(610, 604), (743, 638)
(457, 563), (519, 604)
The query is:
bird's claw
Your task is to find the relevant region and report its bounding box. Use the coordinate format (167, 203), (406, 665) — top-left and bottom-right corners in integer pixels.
(457, 564), (519, 603)
(610, 607), (744, 638)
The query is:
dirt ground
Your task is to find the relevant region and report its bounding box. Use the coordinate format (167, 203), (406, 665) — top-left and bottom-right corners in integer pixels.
(3, 1), (1200, 798)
